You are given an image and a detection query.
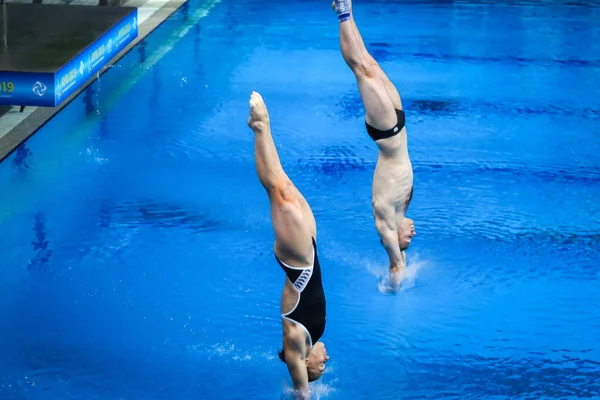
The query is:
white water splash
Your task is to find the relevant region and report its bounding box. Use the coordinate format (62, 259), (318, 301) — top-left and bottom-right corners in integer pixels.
(281, 377), (338, 399)
(369, 251), (429, 294)
(188, 341), (279, 363)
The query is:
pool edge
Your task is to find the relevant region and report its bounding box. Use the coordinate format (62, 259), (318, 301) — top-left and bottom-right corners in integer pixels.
(0, 0), (188, 163)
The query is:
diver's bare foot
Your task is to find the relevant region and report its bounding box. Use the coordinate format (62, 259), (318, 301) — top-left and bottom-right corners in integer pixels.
(332, 0), (352, 19)
(248, 91), (269, 131)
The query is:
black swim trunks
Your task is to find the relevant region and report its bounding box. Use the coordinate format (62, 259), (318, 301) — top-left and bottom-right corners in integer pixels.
(366, 109), (406, 141)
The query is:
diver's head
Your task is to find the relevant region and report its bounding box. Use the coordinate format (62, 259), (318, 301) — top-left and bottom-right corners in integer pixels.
(398, 217), (416, 251)
(278, 341), (330, 382)
(306, 342), (329, 381)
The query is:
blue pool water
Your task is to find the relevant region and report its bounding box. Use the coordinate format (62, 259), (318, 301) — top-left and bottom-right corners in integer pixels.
(1, 0), (600, 398)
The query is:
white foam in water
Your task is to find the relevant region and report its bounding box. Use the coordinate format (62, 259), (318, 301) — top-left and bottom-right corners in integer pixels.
(191, 342), (337, 398)
(205, 342), (252, 361)
(324, 240), (429, 293)
(281, 379), (337, 400)
(367, 251), (428, 294)
(189, 341), (281, 363)
(83, 146), (108, 165)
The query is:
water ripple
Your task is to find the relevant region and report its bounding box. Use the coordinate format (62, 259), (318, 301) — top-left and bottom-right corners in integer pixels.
(368, 42), (600, 68)
(0, 0), (598, 398)
(296, 145), (369, 178)
(295, 151), (600, 186)
(413, 161), (600, 185)
(336, 90), (600, 121)
(99, 198), (229, 233)
(401, 353), (600, 399)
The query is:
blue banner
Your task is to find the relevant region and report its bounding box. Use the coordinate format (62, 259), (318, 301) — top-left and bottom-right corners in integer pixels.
(55, 8), (139, 106)
(0, 8), (138, 107)
(0, 72), (55, 107)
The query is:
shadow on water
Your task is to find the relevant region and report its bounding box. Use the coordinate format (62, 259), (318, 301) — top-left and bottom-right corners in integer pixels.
(335, 89), (600, 121)
(83, 86), (112, 142)
(18, 199), (231, 281)
(28, 213), (53, 274)
(139, 38), (147, 63)
(83, 86), (96, 117)
(12, 143), (32, 173)
(293, 148), (600, 190)
(296, 145), (369, 184)
(513, 229), (600, 251)
(96, 199), (228, 234)
(366, 41), (600, 68)
(336, 91), (364, 121)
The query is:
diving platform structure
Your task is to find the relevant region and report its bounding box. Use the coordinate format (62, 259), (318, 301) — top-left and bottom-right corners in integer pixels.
(0, 2), (138, 107)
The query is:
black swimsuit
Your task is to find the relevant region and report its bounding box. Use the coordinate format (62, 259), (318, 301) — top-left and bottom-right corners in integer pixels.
(275, 237), (326, 347)
(366, 108), (406, 141)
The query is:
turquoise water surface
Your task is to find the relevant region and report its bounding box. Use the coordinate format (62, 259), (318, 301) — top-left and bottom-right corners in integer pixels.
(1, 0), (599, 398)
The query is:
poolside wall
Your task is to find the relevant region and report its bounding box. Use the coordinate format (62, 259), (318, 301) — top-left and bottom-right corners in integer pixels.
(0, 0), (188, 162)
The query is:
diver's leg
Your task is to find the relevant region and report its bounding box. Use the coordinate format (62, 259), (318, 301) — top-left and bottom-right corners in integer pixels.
(338, 0), (403, 110)
(248, 91), (286, 193)
(248, 91), (315, 259)
(333, 0), (399, 129)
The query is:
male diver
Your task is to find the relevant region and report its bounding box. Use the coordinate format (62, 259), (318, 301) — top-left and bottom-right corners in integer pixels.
(248, 91), (329, 398)
(333, 0), (416, 290)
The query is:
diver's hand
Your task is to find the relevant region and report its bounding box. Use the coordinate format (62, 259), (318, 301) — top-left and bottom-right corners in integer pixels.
(390, 259), (406, 291)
